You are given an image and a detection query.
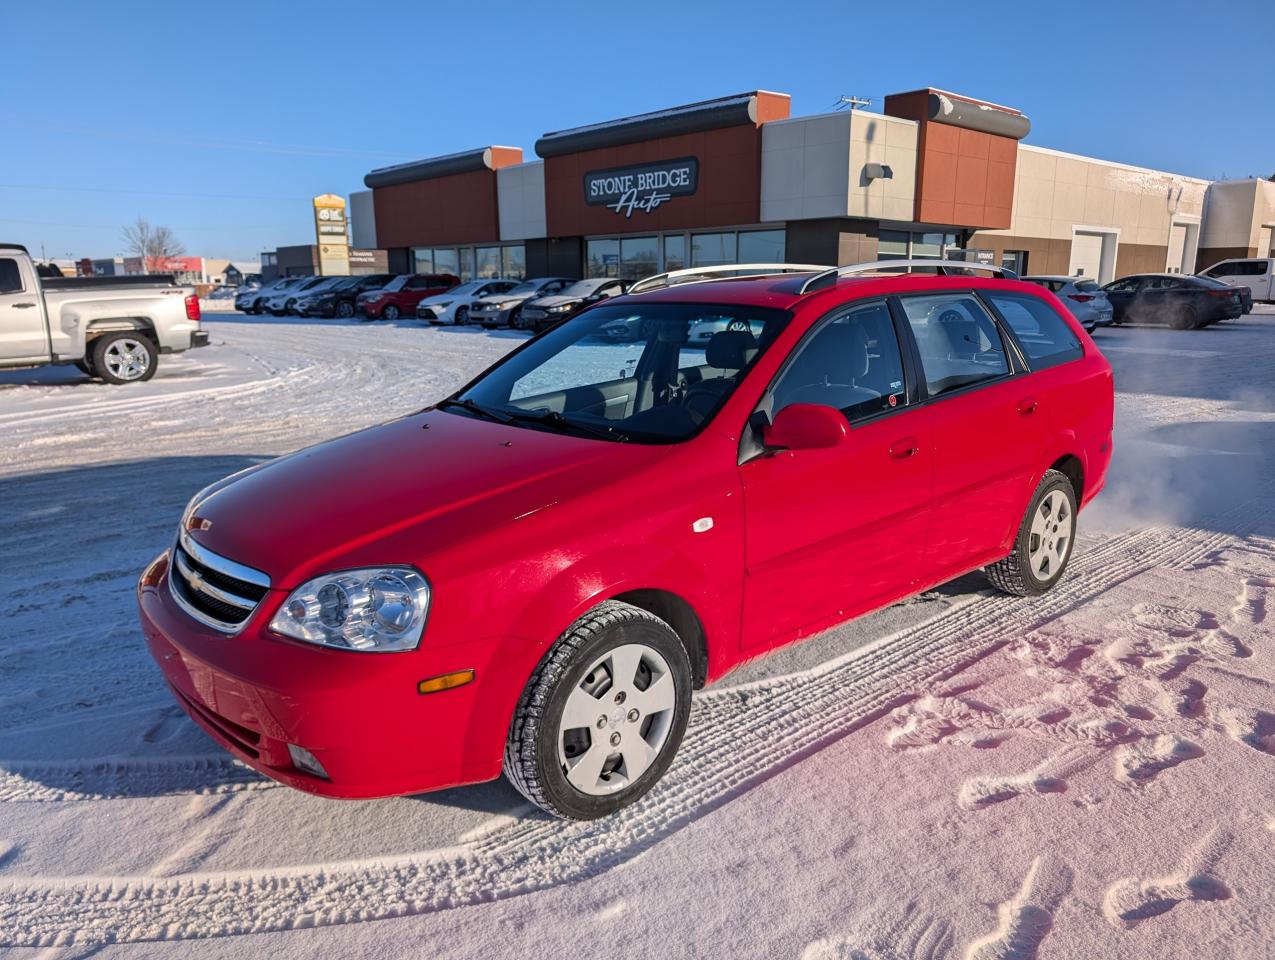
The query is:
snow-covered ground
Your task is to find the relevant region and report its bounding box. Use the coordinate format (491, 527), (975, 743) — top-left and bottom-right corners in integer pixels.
(1, 309), (1273, 958)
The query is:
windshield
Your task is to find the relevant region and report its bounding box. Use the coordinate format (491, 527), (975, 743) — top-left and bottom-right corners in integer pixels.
(1192, 276), (1229, 290)
(445, 281), (484, 296)
(507, 281), (542, 296)
(452, 302), (790, 443)
(560, 279), (609, 297)
(299, 277), (330, 290)
(382, 276), (409, 292)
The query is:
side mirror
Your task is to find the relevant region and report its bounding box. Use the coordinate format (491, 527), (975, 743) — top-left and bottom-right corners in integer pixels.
(762, 403), (848, 451)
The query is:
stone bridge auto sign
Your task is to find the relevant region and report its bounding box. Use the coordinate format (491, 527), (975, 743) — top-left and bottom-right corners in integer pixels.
(584, 157), (699, 218)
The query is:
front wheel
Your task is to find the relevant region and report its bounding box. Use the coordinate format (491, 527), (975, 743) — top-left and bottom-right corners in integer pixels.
(92, 332), (157, 385)
(504, 601), (692, 820)
(985, 469), (1077, 597)
(382, 304), (400, 321)
(336, 300), (355, 319)
(454, 305), (469, 326)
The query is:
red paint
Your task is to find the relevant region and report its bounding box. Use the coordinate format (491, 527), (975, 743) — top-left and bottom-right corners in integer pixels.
(357, 274), (459, 319)
(139, 273), (1113, 799)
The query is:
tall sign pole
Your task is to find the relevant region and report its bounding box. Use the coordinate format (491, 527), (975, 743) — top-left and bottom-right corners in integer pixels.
(312, 194), (351, 276)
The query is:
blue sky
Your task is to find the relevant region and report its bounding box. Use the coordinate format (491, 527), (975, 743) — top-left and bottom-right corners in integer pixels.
(6, 0), (1271, 261)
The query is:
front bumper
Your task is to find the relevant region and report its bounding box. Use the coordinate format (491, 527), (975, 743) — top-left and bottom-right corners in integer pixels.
(137, 552), (508, 798)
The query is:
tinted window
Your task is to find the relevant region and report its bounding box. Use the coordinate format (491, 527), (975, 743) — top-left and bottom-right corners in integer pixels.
(1209, 261), (1266, 277)
(1105, 277), (1141, 293)
(1074, 280), (1100, 292)
(983, 292), (1084, 369)
(0, 258), (23, 294)
(771, 300), (906, 422)
(899, 294), (1009, 397)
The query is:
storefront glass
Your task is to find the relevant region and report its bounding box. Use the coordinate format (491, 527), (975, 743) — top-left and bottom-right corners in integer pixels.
(879, 230), (962, 261)
(502, 244), (526, 279)
(738, 229), (785, 263)
(412, 248), (433, 272)
(691, 232), (737, 267)
(586, 239), (621, 278)
(878, 230), (908, 260)
(460, 248), (475, 281)
(663, 235), (686, 272)
(432, 248), (460, 278)
(476, 246), (502, 279)
(619, 236), (659, 282)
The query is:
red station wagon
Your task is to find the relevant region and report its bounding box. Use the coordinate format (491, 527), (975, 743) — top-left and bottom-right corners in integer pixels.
(138, 261), (1114, 819)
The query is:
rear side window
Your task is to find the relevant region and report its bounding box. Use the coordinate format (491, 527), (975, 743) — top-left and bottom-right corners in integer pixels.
(0, 258), (23, 294)
(898, 294), (1009, 397)
(771, 300), (906, 422)
(983, 292), (1083, 369)
(1074, 280), (1100, 292)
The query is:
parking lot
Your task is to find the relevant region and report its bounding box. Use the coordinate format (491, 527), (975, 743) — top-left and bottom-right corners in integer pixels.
(2, 308), (1274, 957)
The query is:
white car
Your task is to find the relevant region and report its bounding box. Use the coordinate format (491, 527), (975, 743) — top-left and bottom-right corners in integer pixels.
(415, 279), (519, 325)
(1200, 258), (1274, 305)
(262, 277), (338, 316)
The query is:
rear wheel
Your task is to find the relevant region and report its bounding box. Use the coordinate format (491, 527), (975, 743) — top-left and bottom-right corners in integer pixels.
(92, 332), (157, 385)
(1169, 304), (1197, 330)
(985, 469), (1077, 597)
(382, 304), (400, 321)
(504, 600), (692, 820)
(336, 300), (355, 319)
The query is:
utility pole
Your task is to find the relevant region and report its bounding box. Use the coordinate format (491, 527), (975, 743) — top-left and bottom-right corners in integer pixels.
(833, 95), (873, 111)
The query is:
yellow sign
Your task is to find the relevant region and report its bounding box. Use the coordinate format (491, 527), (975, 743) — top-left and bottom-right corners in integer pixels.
(312, 194), (350, 276)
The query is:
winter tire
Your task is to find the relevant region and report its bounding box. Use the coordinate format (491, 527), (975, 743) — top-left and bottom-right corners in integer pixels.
(382, 304), (400, 321)
(504, 600), (692, 820)
(1169, 305), (1197, 330)
(985, 469), (1077, 597)
(92, 332), (157, 385)
(454, 305), (469, 326)
(336, 301), (355, 319)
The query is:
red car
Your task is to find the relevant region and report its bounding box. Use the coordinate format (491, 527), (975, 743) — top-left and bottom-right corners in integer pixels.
(356, 273), (459, 320)
(139, 262), (1113, 819)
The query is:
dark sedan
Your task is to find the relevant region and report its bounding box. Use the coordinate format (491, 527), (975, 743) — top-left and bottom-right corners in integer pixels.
(1102, 274), (1244, 329)
(297, 274), (394, 319)
(514, 278), (628, 333)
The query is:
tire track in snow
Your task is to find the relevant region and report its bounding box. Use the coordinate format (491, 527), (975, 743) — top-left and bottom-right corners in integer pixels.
(1, 511), (1250, 946)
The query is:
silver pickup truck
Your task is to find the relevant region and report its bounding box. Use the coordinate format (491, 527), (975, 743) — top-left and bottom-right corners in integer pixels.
(0, 243), (209, 384)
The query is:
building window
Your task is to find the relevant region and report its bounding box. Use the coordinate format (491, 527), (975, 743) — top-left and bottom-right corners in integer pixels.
(1001, 250), (1028, 275)
(475, 246), (502, 279)
(459, 248), (475, 281)
(691, 232), (737, 267)
(738, 229), (785, 263)
(586, 239), (621, 278)
(878, 230), (909, 260)
(878, 229), (962, 262)
(502, 244), (526, 280)
(619, 236), (659, 282)
(412, 248), (433, 273)
(664, 235), (686, 272)
(433, 247), (460, 278)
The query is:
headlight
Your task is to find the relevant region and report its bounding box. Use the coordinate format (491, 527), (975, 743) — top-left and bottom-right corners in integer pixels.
(433, 300), (452, 309)
(269, 567), (430, 652)
(548, 303), (572, 312)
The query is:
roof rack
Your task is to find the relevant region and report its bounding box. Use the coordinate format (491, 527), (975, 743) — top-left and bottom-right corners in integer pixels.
(628, 263), (832, 295)
(797, 259), (1017, 295)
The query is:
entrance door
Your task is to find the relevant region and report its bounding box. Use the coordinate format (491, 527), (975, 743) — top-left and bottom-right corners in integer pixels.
(739, 299), (932, 649)
(1069, 232), (1104, 280)
(0, 255), (49, 364)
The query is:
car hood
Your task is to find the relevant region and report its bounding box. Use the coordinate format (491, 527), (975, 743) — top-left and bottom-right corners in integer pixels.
(473, 293), (533, 307)
(183, 409), (668, 588)
(526, 295), (583, 310)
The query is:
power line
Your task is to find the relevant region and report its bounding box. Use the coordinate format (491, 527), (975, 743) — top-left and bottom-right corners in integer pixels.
(0, 183), (310, 202)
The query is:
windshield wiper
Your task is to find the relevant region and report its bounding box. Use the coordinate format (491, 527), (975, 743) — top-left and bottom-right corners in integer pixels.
(505, 408), (629, 442)
(436, 398), (514, 425)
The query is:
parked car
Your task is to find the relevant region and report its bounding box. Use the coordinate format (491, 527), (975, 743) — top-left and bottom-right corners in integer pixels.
(1102, 273), (1244, 328)
(1, 242), (206, 384)
(262, 276), (334, 316)
(470, 277), (573, 329)
(416, 279), (519, 326)
(235, 277), (302, 315)
(357, 274), (459, 321)
(139, 261), (1113, 819)
(1199, 258), (1270, 307)
(1020, 276), (1113, 332)
(296, 274), (395, 319)
(516, 278), (628, 332)
(687, 315), (767, 347)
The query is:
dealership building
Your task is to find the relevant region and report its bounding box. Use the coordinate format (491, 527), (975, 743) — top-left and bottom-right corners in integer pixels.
(356, 87), (1275, 284)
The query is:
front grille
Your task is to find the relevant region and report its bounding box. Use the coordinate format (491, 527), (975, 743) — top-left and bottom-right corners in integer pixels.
(169, 533), (270, 633)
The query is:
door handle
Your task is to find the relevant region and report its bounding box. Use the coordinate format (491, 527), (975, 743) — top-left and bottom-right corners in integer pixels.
(889, 437), (919, 460)
(12, 302), (36, 309)
(1016, 398), (1038, 416)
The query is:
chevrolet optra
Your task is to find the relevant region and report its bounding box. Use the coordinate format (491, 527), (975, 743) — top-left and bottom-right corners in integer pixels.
(138, 261), (1114, 819)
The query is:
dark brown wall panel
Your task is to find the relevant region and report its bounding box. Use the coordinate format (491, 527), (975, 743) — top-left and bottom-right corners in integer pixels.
(545, 125), (764, 237)
(1196, 246), (1257, 271)
(372, 169), (502, 248)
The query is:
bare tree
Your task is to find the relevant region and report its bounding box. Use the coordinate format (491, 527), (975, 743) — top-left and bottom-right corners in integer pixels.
(121, 218), (185, 272)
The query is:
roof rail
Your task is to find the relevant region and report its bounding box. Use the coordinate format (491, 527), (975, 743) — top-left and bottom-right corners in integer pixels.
(628, 262), (831, 295)
(797, 259), (1017, 295)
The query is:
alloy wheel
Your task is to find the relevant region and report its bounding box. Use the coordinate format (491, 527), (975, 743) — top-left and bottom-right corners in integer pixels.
(103, 338), (151, 382)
